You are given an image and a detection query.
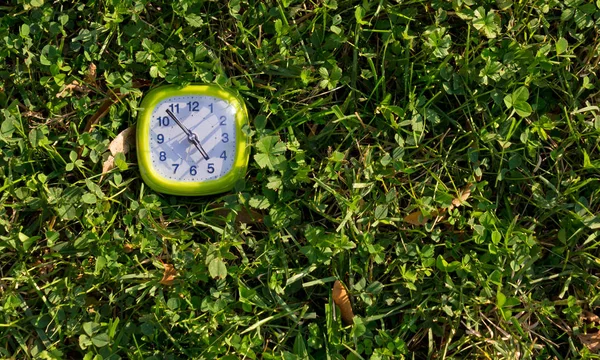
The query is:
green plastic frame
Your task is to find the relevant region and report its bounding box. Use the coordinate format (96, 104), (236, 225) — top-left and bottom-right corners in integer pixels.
(136, 84), (249, 196)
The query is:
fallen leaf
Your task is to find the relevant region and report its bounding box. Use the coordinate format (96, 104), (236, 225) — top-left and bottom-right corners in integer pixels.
(100, 127), (135, 181)
(123, 243), (134, 253)
(405, 183), (472, 225)
(108, 127), (136, 156)
(85, 63), (97, 85)
(32, 258), (54, 275)
(451, 183), (472, 209)
(212, 206), (264, 225)
(332, 280), (354, 325)
(77, 92), (128, 158)
(22, 110), (45, 120)
(99, 155), (115, 182)
(82, 92), (126, 134)
(579, 332), (600, 352)
(404, 210), (431, 226)
(235, 209), (264, 224)
(79, 80), (148, 135)
(56, 80), (88, 98)
(582, 310), (600, 324)
(160, 264), (177, 286)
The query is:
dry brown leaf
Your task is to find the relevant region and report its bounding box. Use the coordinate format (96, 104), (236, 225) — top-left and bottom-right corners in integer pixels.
(22, 110), (45, 120)
(99, 155), (115, 182)
(160, 264), (177, 286)
(85, 63), (97, 85)
(579, 333), (600, 352)
(404, 210), (442, 225)
(405, 183), (472, 226)
(451, 183), (472, 209)
(404, 210), (430, 225)
(56, 80), (88, 98)
(82, 92), (126, 134)
(79, 80), (147, 135)
(583, 310), (600, 324)
(211, 205), (264, 225)
(108, 126), (136, 156)
(123, 243), (134, 253)
(100, 127), (135, 181)
(33, 258), (54, 275)
(332, 280), (354, 325)
(235, 209), (264, 224)
(77, 92), (127, 158)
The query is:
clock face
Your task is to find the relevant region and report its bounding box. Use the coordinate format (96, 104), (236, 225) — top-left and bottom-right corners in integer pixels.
(148, 95), (237, 182)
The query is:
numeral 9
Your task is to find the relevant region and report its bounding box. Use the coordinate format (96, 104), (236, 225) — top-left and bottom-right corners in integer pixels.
(157, 134), (164, 144)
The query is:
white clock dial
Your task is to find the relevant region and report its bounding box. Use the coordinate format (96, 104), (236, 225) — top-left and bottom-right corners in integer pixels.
(148, 96), (237, 182)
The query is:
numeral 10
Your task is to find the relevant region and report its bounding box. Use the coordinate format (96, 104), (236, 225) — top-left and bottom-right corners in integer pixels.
(157, 116), (169, 126)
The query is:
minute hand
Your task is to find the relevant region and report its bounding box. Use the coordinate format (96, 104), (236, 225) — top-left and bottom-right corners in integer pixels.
(166, 109), (209, 160)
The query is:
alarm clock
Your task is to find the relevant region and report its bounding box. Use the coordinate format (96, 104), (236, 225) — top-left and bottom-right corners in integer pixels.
(136, 84), (249, 196)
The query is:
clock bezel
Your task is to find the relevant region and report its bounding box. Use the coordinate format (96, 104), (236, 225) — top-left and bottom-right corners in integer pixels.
(137, 84), (249, 196)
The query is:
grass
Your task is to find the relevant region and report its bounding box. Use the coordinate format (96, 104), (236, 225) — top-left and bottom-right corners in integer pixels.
(1, 0), (600, 358)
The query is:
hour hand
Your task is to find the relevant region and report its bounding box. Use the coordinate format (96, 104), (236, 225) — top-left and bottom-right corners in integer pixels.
(188, 133), (209, 161)
(166, 109), (209, 160)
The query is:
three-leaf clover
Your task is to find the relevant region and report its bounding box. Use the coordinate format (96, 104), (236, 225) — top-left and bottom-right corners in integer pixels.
(424, 27), (452, 58)
(254, 136), (287, 170)
(79, 322), (110, 349)
(473, 7), (501, 39)
(504, 86), (533, 117)
(319, 65), (343, 90)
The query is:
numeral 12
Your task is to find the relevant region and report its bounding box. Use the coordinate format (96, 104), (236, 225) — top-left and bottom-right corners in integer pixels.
(187, 101), (199, 111)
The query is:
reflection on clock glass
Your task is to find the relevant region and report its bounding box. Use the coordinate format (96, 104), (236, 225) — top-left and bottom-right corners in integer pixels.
(149, 96), (237, 181)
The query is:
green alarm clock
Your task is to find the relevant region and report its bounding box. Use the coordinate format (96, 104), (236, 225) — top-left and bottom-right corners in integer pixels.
(136, 84), (249, 196)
